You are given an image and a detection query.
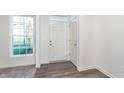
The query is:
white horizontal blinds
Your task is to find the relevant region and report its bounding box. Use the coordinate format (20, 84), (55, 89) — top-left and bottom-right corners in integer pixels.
(12, 16), (34, 56)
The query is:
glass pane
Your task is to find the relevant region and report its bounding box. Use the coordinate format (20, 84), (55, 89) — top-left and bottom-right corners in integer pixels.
(13, 29), (20, 35)
(13, 36), (21, 47)
(20, 29), (24, 35)
(25, 37), (33, 47)
(20, 17), (24, 23)
(13, 36), (25, 47)
(19, 36), (25, 47)
(13, 48), (20, 55)
(13, 24), (20, 29)
(13, 16), (20, 23)
(19, 48), (26, 54)
(49, 16), (68, 22)
(25, 18), (33, 36)
(27, 48), (33, 54)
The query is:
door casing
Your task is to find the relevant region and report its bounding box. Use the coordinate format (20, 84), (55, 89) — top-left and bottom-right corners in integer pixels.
(69, 16), (79, 67)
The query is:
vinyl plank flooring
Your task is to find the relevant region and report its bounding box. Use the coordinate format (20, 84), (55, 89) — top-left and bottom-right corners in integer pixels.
(0, 61), (109, 78)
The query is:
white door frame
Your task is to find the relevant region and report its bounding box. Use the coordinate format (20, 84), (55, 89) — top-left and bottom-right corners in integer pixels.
(35, 16), (70, 67)
(69, 16), (79, 67)
(35, 15), (40, 68)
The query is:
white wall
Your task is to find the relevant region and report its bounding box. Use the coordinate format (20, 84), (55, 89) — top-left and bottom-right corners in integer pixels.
(95, 16), (124, 77)
(39, 15), (49, 64)
(78, 16), (99, 70)
(0, 16), (35, 68)
(78, 15), (124, 77)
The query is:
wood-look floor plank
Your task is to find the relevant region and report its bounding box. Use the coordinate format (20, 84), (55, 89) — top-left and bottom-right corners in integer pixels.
(0, 61), (109, 78)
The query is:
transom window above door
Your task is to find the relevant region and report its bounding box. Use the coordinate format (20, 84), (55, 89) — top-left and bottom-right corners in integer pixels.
(49, 16), (68, 22)
(10, 16), (34, 57)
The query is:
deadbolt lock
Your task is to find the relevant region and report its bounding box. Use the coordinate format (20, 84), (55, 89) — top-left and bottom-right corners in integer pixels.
(49, 44), (52, 46)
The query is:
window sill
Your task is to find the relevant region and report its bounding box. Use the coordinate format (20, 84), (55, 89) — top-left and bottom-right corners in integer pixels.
(10, 54), (34, 58)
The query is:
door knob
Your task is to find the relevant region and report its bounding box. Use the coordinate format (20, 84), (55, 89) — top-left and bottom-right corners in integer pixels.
(74, 44), (77, 46)
(49, 44), (52, 46)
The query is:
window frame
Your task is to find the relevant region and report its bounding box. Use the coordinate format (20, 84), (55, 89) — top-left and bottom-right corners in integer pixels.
(9, 15), (35, 57)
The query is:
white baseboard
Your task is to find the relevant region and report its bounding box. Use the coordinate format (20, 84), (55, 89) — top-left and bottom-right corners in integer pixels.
(67, 58), (70, 61)
(35, 64), (40, 68)
(40, 61), (49, 64)
(77, 65), (96, 72)
(0, 61), (49, 69)
(0, 63), (35, 69)
(96, 66), (116, 78)
(76, 65), (115, 78)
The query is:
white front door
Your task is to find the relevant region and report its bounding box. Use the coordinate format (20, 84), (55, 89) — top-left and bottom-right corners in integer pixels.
(49, 20), (67, 62)
(69, 16), (78, 66)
